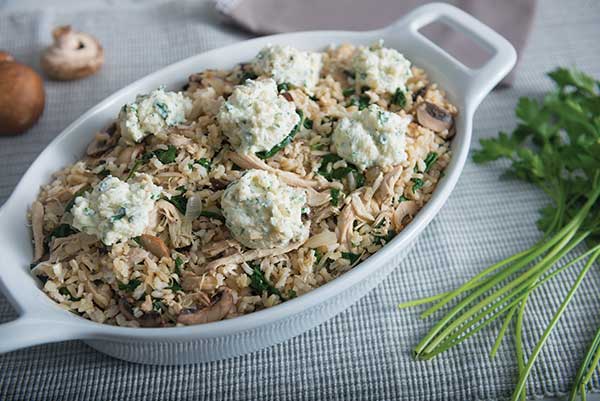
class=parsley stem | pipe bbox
[510,248,600,401]
[568,326,600,401]
[514,299,527,401]
[490,306,517,359]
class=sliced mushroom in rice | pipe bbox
[86,123,118,157]
[177,288,233,325]
[139,234,170,259]
[416,101,454,134]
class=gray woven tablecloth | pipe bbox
[1,1,600,400]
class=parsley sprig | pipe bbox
[399,68,600,401]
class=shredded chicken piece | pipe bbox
[304,229,337,249]
[154,200,192,248]
[375,165,404,203]
[49,232,98,263]
[31,201,45,262]
[351,193,375,222]
[227,151,320,189]
[116,144,144,165]
[305,188,331,207]
[202,239,241,257]
[204,224,310,270]
[392,201,419,231]
[337,203,356,248]
[168,133,192,147]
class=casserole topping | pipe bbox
[118,87,192,143]
[252,44,323,94]
[29,41,456,327]
[221,169,308,249]
[71,175,162,245]
[217,78,300,154]
[332,104,411,170]
[352,40,412,94]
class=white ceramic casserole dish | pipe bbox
[0,3,515,365]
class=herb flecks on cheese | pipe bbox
[332,104,411,170]
[217,78,300,154]
[71,175,162,245]
[118,87,192,143]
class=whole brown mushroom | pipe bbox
[0,51,46,136]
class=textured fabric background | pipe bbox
[0,1,600,400]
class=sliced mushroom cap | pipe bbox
[138,311,163,328]
[177,289,233,325]
[139,234,170,259]
[86,123,117,156]
[416,101,454,134]
[118,297,136,321]
[41,25,104,81]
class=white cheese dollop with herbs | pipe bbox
[217,78,300,154]
[332,104,411,170]
[221,169,308,249]
[252,44,323,94]
[71,175,162,245]
[352,40,412,94]
[118,87,192,143]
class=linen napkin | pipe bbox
[216,0,537,85]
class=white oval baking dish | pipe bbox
[0,3,515,365]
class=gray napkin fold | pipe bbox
[216,0,537,85]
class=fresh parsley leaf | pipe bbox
[111,207,127,222]
[195,158,211,171]
[398,195,408,203]
[153,145,177,164]
[154,102,169,120]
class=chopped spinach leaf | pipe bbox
[411,178,425,193]
[358,95,370,110]
[199,210,225,222]
[256,110,304,159]
[132,236,142,246]
[341,252,361,264]
[277,82,290,92]
[65,186,91,212]
[167,187,188,214]
[318,154,365,188]
[118,278,141,293]
[153,145,177,164]
[375,229,396,245]
[46,224,77,244]
[174,257,184,276]
[330,188,341,206]
[391,88,406,107]
[424,152,439,173]
[288,290,297,299]
[152,298,165,312]
[195,158,211,171]
[398,195,408,203]
[343,87,356,97]
[98,168,110,178]
[303,118,313,130]
[249,264,282,298]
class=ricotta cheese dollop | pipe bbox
[352,40,412,94]
[252,44,323,94]
[221,169,308,249]
[217,78,300,154]
[71,175,162,245]
[118,87,192,143]
[332,104,411,170]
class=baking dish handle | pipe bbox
[0,312,87,353]
[388,2,517,109]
